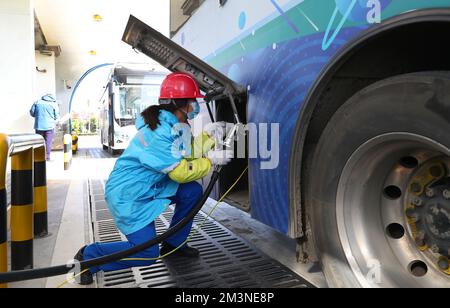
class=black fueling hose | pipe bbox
[0,170,221,284]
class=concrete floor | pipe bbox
[7,137,105,288]
[8,162,71,288]
[8,180,70,288]
[6,135,326,288]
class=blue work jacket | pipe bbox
[30,95,60,131]
[105,111,192,235]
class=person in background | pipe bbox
[30,94,60,161]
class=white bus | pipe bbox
[100,65,167,154]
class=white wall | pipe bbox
[35,50,56,98]
[0,0,36,134]
[54,58,73,117]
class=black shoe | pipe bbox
[160,242,200,258]
[73,246,94,286]
[74,246,85,262]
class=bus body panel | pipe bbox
[172,0,450,236]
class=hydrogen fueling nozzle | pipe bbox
[224,125,239,148]
[223,123,247,149]
[222,92,244,148]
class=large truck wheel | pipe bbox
[307,72,450,288]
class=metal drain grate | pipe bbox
[89,180,313,289]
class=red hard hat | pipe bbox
[160,73,205,100]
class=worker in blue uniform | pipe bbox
[74,73,233,285]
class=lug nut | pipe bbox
[430,245,440,254]
[430,166,443,178]
[410,216,420,223]
[406,212,420,223]
[443,190,450,200]
[406,208,417,218]
[415,237,426,247]
[438,258,450,271]
[416,231,425,240]
[410,182,422,194]
[415,231,426,247]
[411,197,423,207]
[426,188,435,198]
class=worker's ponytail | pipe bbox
[141,106,164,130]
[141,99,189,131]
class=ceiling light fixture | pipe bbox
[93,14,103,22]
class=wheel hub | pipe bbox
[406,164,450,274]
[337,133,450,287]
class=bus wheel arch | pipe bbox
[289,9,450,267]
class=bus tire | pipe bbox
[306,72,450,288]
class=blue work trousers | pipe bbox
[83,182,203,274]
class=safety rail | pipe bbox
[0,133,48,288]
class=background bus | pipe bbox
[100,64,167,154]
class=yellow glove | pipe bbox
[168,158,212,184]
[189,132,215,160]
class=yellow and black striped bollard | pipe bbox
[0,134,8,288]
[11,149,34,270]
[34,146,48,238]
[64,134,72,171]
[72,132,78,155]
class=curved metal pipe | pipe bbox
[67,63,114,133]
